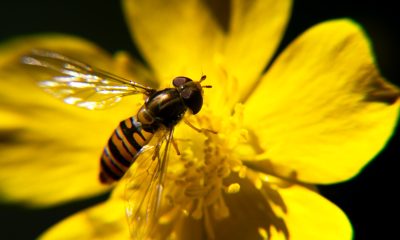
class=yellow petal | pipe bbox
[0,35,142,206]
[39,199,129,240]
[277,184,352,240]
[244,19,400,183]
[123,0,224,83]
[223,0,292,101]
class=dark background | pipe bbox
[1,1,398,239]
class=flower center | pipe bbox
[161,104,249,231]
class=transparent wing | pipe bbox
[21,49,155,110]
[122,128,174,239]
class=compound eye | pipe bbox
[181,88,203,114]
[173,76,192,87]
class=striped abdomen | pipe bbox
[99,117,153,184]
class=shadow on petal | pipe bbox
[212,173,290,239]
[151,172,290,240]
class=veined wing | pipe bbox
[21,49,155,110]
[122,128,174,239]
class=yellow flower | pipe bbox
[0,0,399,239]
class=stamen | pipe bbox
[162,103,253,233]
[204,209,216,239]
[191,198,204,219]
[212,195,229,220]
[184,185,208,198]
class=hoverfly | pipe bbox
[21,49,211,238]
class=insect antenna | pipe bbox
[198,75,212,88]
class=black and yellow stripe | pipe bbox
[99,117,153,184]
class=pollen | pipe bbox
[161,104,250,234]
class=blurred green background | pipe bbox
[1,0,398,239]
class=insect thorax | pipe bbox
[137,88,187,131]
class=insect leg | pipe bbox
[183,118,217,134]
